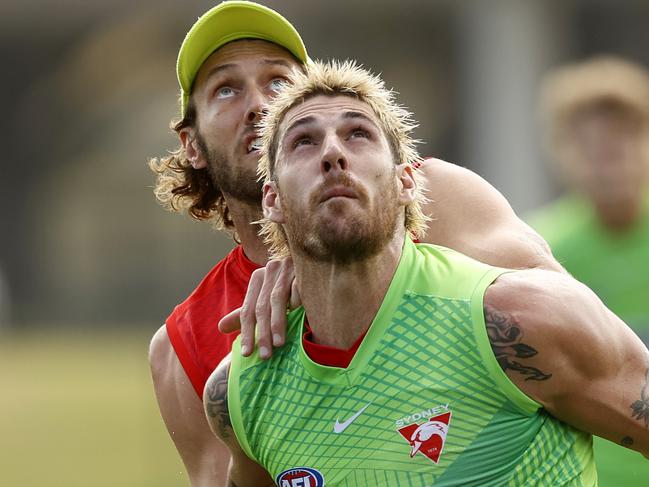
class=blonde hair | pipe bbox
[540,55,649,153]
[148,100,237,239]
[257,59,428,258]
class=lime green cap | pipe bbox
[176,1,309,116]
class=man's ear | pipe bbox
[179,128,208,169]
[262,181,285,223]
[397,163,417,205]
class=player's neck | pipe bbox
[294,233,405,350]
[226,197,269,266]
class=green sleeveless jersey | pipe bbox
[228,238,596,486]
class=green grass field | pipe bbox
[0,327,188,487]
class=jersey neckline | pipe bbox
[295,237,417,387]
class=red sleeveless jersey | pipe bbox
[166,245,260,397]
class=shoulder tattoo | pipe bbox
[630,353,649,429]
[484,305,552,381]
[204,363,233,439]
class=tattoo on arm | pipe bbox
[484,305,552,381]
[630,354,649,428]
[205,364,232,439]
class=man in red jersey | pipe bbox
[148,2,562,486]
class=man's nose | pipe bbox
[321,136,348,173]
[245,88,267,125]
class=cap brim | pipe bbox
[177,1,308,114]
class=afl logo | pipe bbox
[275,467,325,487]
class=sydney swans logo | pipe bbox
[396,405,452,464]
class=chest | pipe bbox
[238,297,529,485]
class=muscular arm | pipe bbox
[418,158,564,272]
[149,326,229,487]
[484,271,649,456]
[203,357,275,487]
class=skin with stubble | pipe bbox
[275,98,402,266]
[263,95,415,348]
[180,40,302,262]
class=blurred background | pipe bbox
[1,0,648,485]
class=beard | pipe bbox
[195,130,262,204]
[281,170,401,265]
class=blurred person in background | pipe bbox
[148,2,565,485]
[528,55,649,486]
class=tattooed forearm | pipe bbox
[205,364,232,439]
[484,305,552,381]
[630,354,649,428]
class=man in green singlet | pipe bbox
[205,60,649,486]
[528,56,649,486]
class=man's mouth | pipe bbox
[247,137,263,154]
[319,186,358,203]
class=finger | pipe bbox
[255,260,282,359]
[269,259,295,348]
[239,268,265,356]
[218,307,242,334]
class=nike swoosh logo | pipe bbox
[333,402,372,434]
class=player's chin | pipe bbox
[317,197,364,221]
[319,219,369,250]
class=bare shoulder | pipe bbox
[484,271,649,454]
[149,325,176,384]
[417,158,487,198]
[484,269,612,353]
[485,269,608,330]
[484,270,642,402]
[149,325,195,398]
[417,157,508,238]
[417,158,561,272]
[418,157,502,192]
[149,325,231,486]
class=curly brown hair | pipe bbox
[148,98,237,239]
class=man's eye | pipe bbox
[293,137,313,148]
[216,86,235,99]
[269,78,287,92]
[350,128,369,139]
